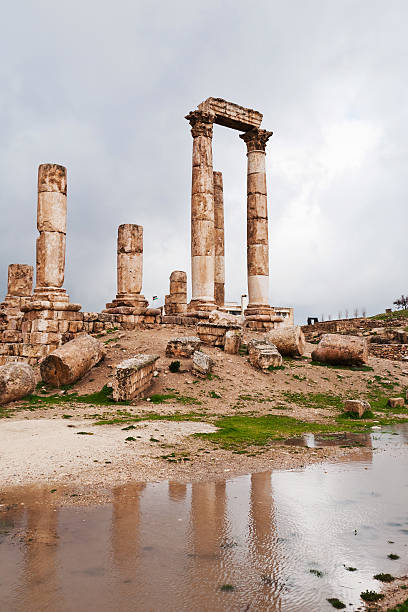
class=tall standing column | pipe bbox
[105,224,147,312]
[240,128,273,312]
[213,171,225,307]
[34,164,68,301]
[185,110,216,312]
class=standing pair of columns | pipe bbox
[186,110,273,314]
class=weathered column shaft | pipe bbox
[7,264,33,297]
[165,270,187,315]
[117,224,143,297]
[185,110,215,307]
[240,129,272,307]
[213,171,225,307]
[35,164,67,290]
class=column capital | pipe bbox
[185,110,215,138]
[240,128,273,152]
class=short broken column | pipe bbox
[106,224,148,314]
[213,171,225,307]
[240,128,274,328]
[34,164,68,302]
[40,334,106,386]
[112,354,159,401]
[1,264,33,314]
[185,110,216,312]
[165,271,187,315]
[266,326,306,357]
[311,334,369,366]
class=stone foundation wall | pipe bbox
[301,317,404,340]
[0,308,161,366]
[368,343,408,361]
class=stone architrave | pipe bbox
[185,110,216,312]
[105,224,148,314]
[213,171,225,307]
[34,164,69,302]
[239,128,273,316]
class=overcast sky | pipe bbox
[0,0,406,324]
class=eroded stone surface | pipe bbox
[192,350,213,376]
[40,334,105,387]
[0,362,36,404]
[312,334,368,366]
[388,397,405,409]
[344,399,371,418]
[198,97,262,131]
[224,329,242,355]
[112,354,159,401]
[166,337,201,358]
[7,265,33,297]
[247,338,282,371]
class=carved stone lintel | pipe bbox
[185,110,215,139]
[240,128,273,152]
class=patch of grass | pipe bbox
[206,372,220,380]
[76,431,94,435]
[360,590,384,602]
[374,573,395,583]
[293,374,306,381]
[196,414,370,450]
[148,393,201,406]
[209,391,221,399]
[371,309,408,321]
[62,414,73,419]
[327,598,346,609]
[125,436,136,441]
[344,566,357,571]
[122,424,137,430]
[283,391,344,410]
[169,360,181,373]
[220,584,235,592]
[388,553,400,560]
[267,365,285,371]
[103,337,119,345]
[311,361,373,371]
[309,569,323,577]
[24,385,124,408]
[338,409,374,420]
[94,411,206,426]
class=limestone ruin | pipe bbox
[0,97,296,368]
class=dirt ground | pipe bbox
[0,324,407,498]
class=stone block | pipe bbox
[166,337,201,358]
[192,351,213,376]
[247,339,283,371]
[344,400,371,418]
[40,334,106,386]
[83,312,99,322]
[388,397,405,409]
[0,362,36,404]
[112,354,159,401]
[68,321,84,333]
[224,329,242,355]
[1,330,22,343]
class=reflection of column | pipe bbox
[185,110,216,312]
[111,483,146,568]
[213,171,225,307]
[21,492,61,612]
[34,163,68,302]
[249,471,281,607]
[240,129,272,312]
[168,481,187,502]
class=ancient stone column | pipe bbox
[165,270,187,315]
[240,128,273,312]
[185,110,216,311]
[105,224,147,312]
[213,171,225,307]
[34,164,68,301]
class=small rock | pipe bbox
[153,371,159,377]
[192,351,213,376]
[388,397,405,409]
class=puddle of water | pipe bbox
[0,424,407,611]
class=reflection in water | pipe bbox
[0,425,407,612]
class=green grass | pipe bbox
[360,590,384,602]
[327,598,346,609]
[388,553,400,560]
[148,393,201,405]
[283,391,344,410]
[374,573,395,583]
[311,361,373,372]
[209,391,221,399]
[22,385,125,408]
[371,309,408,321]
[309,569,324,577]
[94,411,206,426]
[267,364,285,371]
[196,414,371,449]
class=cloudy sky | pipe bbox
[0,0,406,324]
